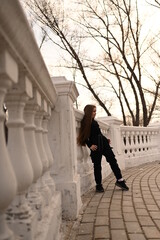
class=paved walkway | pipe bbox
[64,161,160,240]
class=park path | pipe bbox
[64,161,160,240]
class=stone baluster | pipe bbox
[131,131,137,156]
[82,146,91,173]
[0,50,18,240]
[24,89,44,218]
[77,146,85,175]
[134,131,139,156]
[126,131,131,158]
[5,71,36,239]
[34,100,51,206]
[42,101,55,194]
[121,130,126,153]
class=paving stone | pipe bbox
[136,208,149,216]
[92,195,103,202]
[78,223,94,235]
[94,226,110,239]
[144,198,156,205]
[97,208,108,216]
[122,201,133,206]
[112,194,122,200]
[138,216,154,226]
[149,211,160,219]
[85,207,97,214]
[88,202,99,207]
[111,229,128,240]
[110,211,122,219]
[128,234,146,240]
[146,205,159,211]
[110,219,125,229]
[154,195,160,200]
[134,203,146,209]
[125,222,142,233]
[142,226,160,238]
[95,216,109,226]
[133,198,144,203]
[123,206,134,213]
[100,198,111,203]
[110,204,121,211]
[94,239,109,240]
[103,191,113,198]
[111,199,122,204]
[77,235,92,240]
[82,214,95,223]
[154,219,160,228]
[98,202,109,209]
[123,196,132,201]
[123,213,137,221]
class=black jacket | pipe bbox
[85,120,103,149]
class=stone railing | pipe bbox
[121,126,160,168]
[0,1,61,240]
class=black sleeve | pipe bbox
[85,138,92,148]
[85,120,102,148]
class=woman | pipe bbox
[77,104,129,192]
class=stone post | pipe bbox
[98,116,125,170]
[48,76,82,220]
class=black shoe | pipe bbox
[96,184,104,192]
[115,180,129,191]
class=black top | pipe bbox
[85,120,102,148]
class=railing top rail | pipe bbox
[121,125,160,132]
[0,0,57,106]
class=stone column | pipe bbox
[0,50,18,240]
[48,76,82,220]
[98,116,125,170]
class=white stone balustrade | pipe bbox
[121,126,160,167]
[0,0,62,239]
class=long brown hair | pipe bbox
[77,104,96,146]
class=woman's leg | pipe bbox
[91,152,104,191]
[93,158,102,185]
[102,137,122,180]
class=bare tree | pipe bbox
[24,0,160,126]
[146,0,160,8]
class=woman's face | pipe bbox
[92,107,96,119]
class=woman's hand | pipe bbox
[90,145,97,151]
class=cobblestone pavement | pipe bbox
[64,161,160,240]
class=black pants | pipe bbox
[90,136,122,185]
